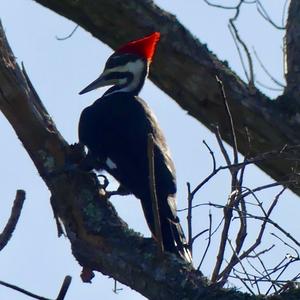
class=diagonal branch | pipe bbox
[1,19,262,300]
[0,275,71,300]
[3,14,300,300]
[31,0,300,198]
[285,0,300,101]
[0,190,25,251]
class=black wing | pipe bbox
[79,93,191,262]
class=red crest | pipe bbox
[116,32,160,62]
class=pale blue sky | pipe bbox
[0,1,298,299]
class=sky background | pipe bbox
[0,1,298,299]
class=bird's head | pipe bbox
[79,32,160,95]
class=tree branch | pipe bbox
[0,190,25,251]
[31,0,300,198]
[2,2,300,298]
[0,19,257,300]
[0,275,71,300]
[285,0,300,101]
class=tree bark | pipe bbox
[32,0,300,197]
[1,15,300,300]
[285,0,300,103]
[0,21,245,300]
[2,2,300,299]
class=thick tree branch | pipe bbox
[285,0,300,101]
[0,20,267,300]
[0,20,199,300]
[31,0,300,197]
[2,15,300,300]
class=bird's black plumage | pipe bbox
[79,90,191,261]
[78,33,191,262]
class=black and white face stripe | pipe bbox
[79,53,149,96]
[103,53,148,96]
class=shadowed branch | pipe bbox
[0,190,25,251]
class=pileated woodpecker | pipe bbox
[79,32,191,263]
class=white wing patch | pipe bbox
[106,157,117,170]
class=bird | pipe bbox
[78,32,192,263]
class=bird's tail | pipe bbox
[160,198,192,264]
[141,194,192,264]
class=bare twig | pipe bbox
[247,244,275,258]
[227,239,256,295]
[271,232,299,258]
[232,270,256,295]
[180,180,290,213]
[191,229,209,246]
[113,280,123,294]
[282,0,290,28]
[276,272,300,294]
[56,25,79,40]
[216,74,240,186]
[203,0,237,10]
[0,275,71,300]
[234,158,248,256]
[234,196,247,255]
[228,23,252,85]
[197,211,212,271]
[211,191,236,283]
[0,280,50,300]
[256,80,284,92]
[147,134,164,254]
[253,48,285,88]
[228,6,255,88]
[256,0,285,30]
[184,143,300,201]
[0,190,25,251]
[56,276,72,300]
[217,188,286,284]
[203,140,216,171]
[214,127,231,167]
[253,250,278,295]
[187,182,193,252]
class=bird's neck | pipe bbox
[104,62,149,97]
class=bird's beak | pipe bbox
[79,70,119,95]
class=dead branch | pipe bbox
[56,276,72,300]
[197,211,212,271]
[187,182,193,252]
[256,0,286,30]
[56,25,79,41]
[0,20,210,300]
[0,190,25,251]
[210,191,236,283]
[229,12,255,87]
[216,77,238,166]
[227,239,256,296]
[217,188,286,284]
[253,48,285,88]
[31,0,300,201]
[0,275,71,300]
[203,140,216,172]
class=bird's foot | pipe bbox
[97,174,109,189]
[106,184,131,199]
